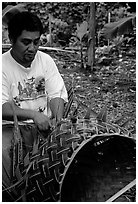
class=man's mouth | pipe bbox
[25,53,35,59]
[26,52,35,56]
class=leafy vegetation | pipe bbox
[101,14,136,40]
[2,2,136,46]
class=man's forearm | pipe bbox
[50,98,65,121]
[2,102,35,121]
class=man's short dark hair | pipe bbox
[8,11,44,43]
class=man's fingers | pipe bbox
[47,118,52,127]
[50,118,57,128]
[37,122,50,131]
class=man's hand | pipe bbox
[33,111,51,131]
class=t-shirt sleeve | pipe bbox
[2,71,10,105]
[44,55,68,102]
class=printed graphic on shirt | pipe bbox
[14,76,46,104]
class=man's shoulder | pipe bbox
[37,50,53,62]
[35,50,57,73]
[2,50,10,58]
[2,50,11,65]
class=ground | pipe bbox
[45,45,136,139]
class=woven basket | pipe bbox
[2,118,136,202]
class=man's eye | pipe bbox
[21,39,40,46]
[22,40,30,45]
[34,39,40,45]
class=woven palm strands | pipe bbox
[2,118,136,202]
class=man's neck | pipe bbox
[10,49,32,68]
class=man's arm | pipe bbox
[2,102,51,130]
[50,97,65,122]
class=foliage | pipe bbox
[2,2,136,70]
[76,21,88,68]
[76,21,88,42]
[101,14,136,40]
[2,2,136,47]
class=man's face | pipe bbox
[11,30,41,67]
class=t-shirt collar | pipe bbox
[9,49,37,72]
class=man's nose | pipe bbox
[28,42,36,51]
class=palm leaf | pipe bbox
[120,118,132,128]
[10,98,23,178]
[114,115,126,125]
[76,21,88,41]
[96,103,107,122]
[70,102,79,123]
[84,104,97,119]
[63,87,74,118]
[101,14,136,40]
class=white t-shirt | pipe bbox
[2,50,68,117]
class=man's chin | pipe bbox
[25,55,35,62]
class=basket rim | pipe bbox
[59,133,135,200]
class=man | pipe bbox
[2,11,68,131]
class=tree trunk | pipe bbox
[49,14,52,46]
[87,2,95,71]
